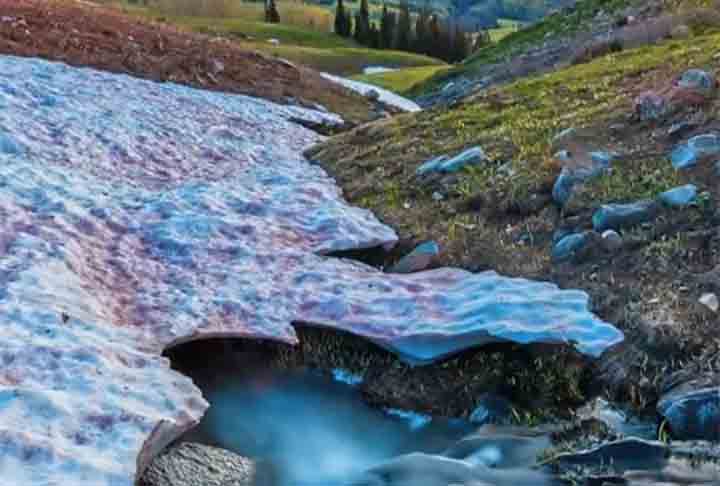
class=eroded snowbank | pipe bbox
[321,72,421,112]
[0,55,622,485]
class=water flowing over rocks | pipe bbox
[0,55,622,484]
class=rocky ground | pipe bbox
[307,0,720,477]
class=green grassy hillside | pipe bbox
[352,65,452,93]
[113,1,445,75]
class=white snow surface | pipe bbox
[321,72,421,112]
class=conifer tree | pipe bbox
[396,0,412,51]
[428,14,441,58]
[354,0,371,44]
[380,4,396,49]
[265,0,280,24]
[334,0,347,36]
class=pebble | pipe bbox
[699,292,719,312]
[387,241,440,274]
[601,229,623,251]
[552,232,589,263]
[592,200,658,231]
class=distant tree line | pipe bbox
[334,0,490,63]
[265,0,281,23]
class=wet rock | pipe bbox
[416,147,488,175]
[551,438,669,471]
[592,200,658,232]
[634,91,669,121]
[668,120,694,138]
[366,89,381,102]
[658,378,720,441]
[699,292,719,312]
[387,241,440,273]
[601,230,623,252]
[469,393,513,426]
[552,232,590,263]
[139,442,258,486]
[658,184,698,207]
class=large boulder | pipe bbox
[139,443,258,486]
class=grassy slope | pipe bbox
[351,65,452,94]
[117,3,444,75]
[309,30,720,272]
[415,0,634,93]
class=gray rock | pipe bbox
[634,91,669,121]
[699,292,719,312]
[366,89,381,102]
[658,377,720,441]
[139,442,258,486]
[601,230,623,252]
[387,241,440,274]
[678,69,716,98]
[551,438,668,471]
[671,133,720,169]
[552,232,590,263]
[658,184,698,207]
[415,147,487,176]
[592,200,658,231]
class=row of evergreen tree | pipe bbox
[335,0,490,63]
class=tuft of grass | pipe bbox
[577,157,683,206]
[351,65,451,94]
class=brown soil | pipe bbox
[0,0,375,123]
